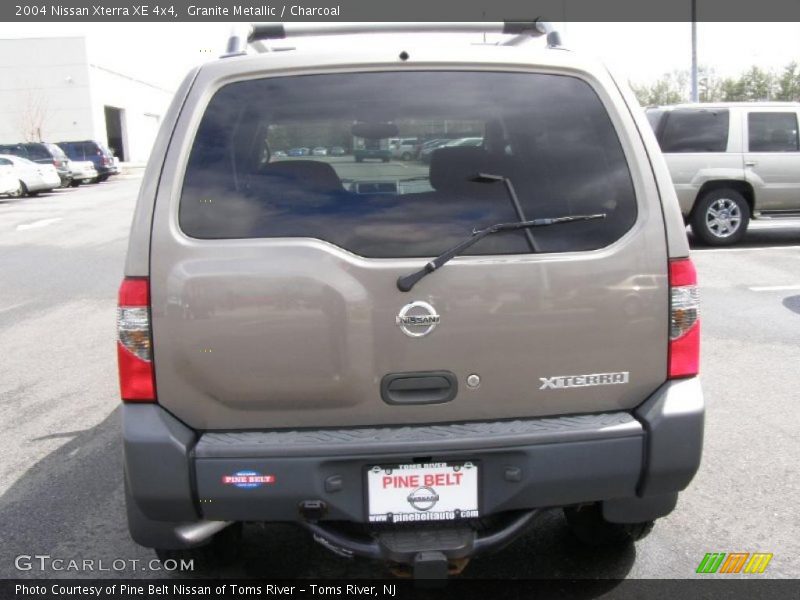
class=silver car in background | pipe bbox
[67,159,99,186]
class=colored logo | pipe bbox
[222,470,275,489]
[696,552,773,574]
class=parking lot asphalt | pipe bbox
[0,175,798,581]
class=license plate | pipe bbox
[366,461,479,523]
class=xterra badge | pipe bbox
[396,301,440,338]
[539,371,630,390]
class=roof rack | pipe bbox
[224,21,561,56]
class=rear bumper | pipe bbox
[71,168,98,181]
[123,378,703,546]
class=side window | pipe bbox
[0,144,25,158]
[659,109,729,153]
[748,112,799,152]
[60,143,78,159]
[645,109,664,133]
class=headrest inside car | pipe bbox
[429,146,503,195]
[256,160,344,192]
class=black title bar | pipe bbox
[4,0,800,22]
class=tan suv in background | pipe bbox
[647,102,800,245]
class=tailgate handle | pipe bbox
[381,371,458,405]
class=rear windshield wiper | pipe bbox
[396,213,607,292]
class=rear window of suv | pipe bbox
[59,142,101,160]
[658,108,729,153]
[180,71,637,258]
[23,144,51,160]
[45,143,67,159]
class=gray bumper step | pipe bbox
[195,412,641,458]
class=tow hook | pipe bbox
[412,551,448,580]
[389,553,470,580]
[298,499,328,521]
[304,510,539,580]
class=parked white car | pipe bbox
[389,137,420,160]
[0,158,21,196]
[0,154,61,196]
[68,159,99,186]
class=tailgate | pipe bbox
[150,243,667,429]
[148,67,669,430]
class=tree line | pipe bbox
[631,62,800,106]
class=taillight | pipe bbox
[102,156,110,166]
[668,258,700,379]
[117,277,156,401]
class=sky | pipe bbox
[0,22,797,91]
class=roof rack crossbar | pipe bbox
[224,21,558,55]
[503,21,561,48]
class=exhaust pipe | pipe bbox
[175,520,232,544]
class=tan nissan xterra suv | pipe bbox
[118,22,704,578]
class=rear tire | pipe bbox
[8,181,25,198]
[69,180,82,188]
[690,189,750,246]
[564,504,654,546]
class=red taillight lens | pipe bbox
[117,277,156,401]
[668,258,700,379]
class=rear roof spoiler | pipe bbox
[223,21,561,57]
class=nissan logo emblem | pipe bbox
[396,301,440,338]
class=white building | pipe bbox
[0,36,173,162]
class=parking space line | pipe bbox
[692,245,800,253]
[15,218,62,231]
[0,301,30,314]
[748,285,800,292]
